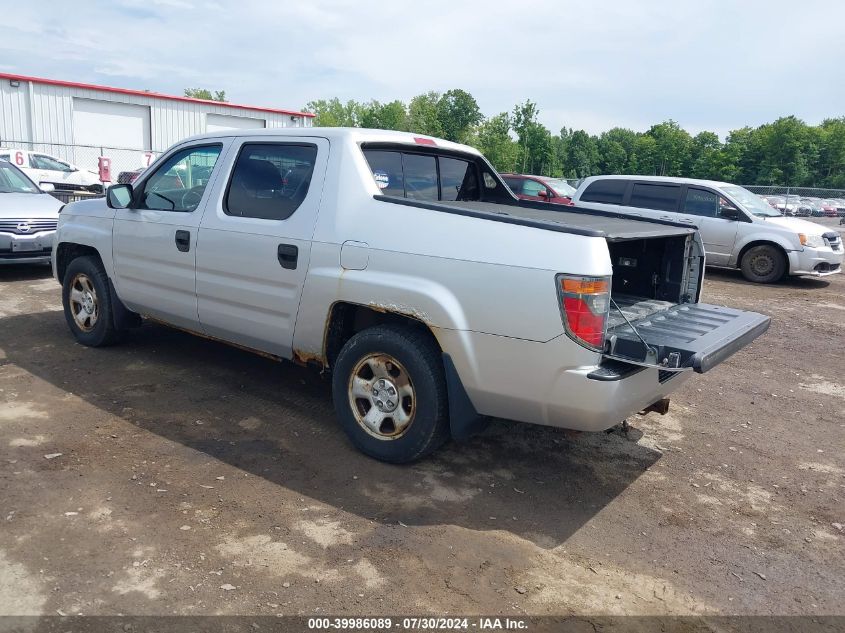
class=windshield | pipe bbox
[544,178,576,197]
[0,162,39,194]
[721,185,780,217]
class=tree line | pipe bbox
[304,91,845,188]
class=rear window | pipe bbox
[630,183,681,212]
[439,156,479,201]
[580,179,628,205]
[403,153,438,201]
[363,149,481,202]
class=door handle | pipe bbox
[277,244,298,270]
[175,230,190,252]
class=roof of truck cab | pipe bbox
[577,174,736,189]
[177,127,482,155]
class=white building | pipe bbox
[0,72,314,174]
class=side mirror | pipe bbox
[107,184,133,209]
[719,205,741,220]
[537,188,549,198]
[39,182,55,193]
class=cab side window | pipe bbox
[138,144,222,212]
[683,188,720,217]
[225,143,318,220]
[629,183,681,212]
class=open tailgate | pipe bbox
[604,303,771,373]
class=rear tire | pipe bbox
[61,256,124,347]
[740,245,786,283]
[332,324,450,463]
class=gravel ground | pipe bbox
[0,219,843,618]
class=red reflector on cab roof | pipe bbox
[413,137,437,146]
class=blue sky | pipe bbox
[1,0,843,138]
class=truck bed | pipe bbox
[373,195,697,241]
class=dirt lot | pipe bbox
[1,220,843,619]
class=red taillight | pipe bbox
[413,137,437,146]
[556,274,610,351]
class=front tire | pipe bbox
[61,256,124,346]
[740,245,786,283]
[332,324,450,463]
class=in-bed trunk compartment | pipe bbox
[603,234,770,373]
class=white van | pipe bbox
[0,149,102,193]
[571,176,842,283]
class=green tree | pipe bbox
[511,100,540,172]
[566,130,600,177]
[754,116,813,186]
[436,89,482,143]
[475,113,519,172]
[818,118,845,187]
[360,100,408,131]
[407,92,443,137]
[304,98,364,127]
[644,120,692,176]
[184,88,226,102]
[689,131,722,179]
[598,128,638,174]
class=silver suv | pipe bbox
[571,176,843,283]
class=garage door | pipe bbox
[72,98,151,150]
[206,113,266,132]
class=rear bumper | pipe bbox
[789,246,843,276]
[0,231,54,265]
[435,329,693,433]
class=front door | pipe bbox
[195,136,329,358]
[112,142,228,330]
[677,187,738,266]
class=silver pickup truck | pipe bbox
[52,128,770,462]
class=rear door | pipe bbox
[195,136,329,358]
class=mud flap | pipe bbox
[442,353,489,441]
[604,303,771,373]
[108,279,142,330]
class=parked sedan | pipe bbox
[0,160,63,265]
[799,198,823,217]
[501,173,576,205]
[0,148,102,193]
[819,199,838,217]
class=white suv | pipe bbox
[0,149,102,193]
[571,176,843,283]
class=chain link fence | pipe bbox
[742,185,845,198]
[0,139,160,193]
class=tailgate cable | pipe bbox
[610,298,658,363]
